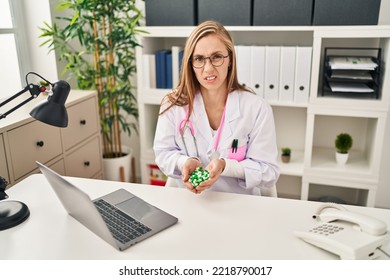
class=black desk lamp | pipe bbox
[0,72,70,231]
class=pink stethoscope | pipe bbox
[178,106,226,159]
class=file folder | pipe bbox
[294,47,312,103]
[253,0,313,26]
[142,54,156,88]
[198,0,252,26]
[166,52,173,89]
[235,45,252,89]
[172,46,184,88]
[279,46,296,102]
[312,0,381,26]
[145,0,196,26]
[264,46,280,102]
[250,46,266,97]
[155,50,170,88]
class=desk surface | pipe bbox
[1,174,390,260]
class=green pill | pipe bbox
[189,167,209,188]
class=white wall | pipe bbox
[376,0,390,209]
[23,0,58,81]
[379,0,390,25]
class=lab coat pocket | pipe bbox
[227,145,246,162]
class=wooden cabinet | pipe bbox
[0,134,9,183]
[8,119,62,180]
[62,96,100,150]
[135,25,390,207]
[64,136,102,178]
[0,90,103,187]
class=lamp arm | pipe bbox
[0,84,29,107]
[0,83,44,120]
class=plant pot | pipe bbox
[103,146,133,182]
[335,152,349,166]
[281,155,291,163]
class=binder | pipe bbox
[142,54,156,88]
[171,46,184,87]
[166,52,173,89]
[264,46,281,101]
[198,0,252,26]
[155,50,172,88]
[145,0,196,26]
[294,47,312,103]
[250,46,266,97]
[235,45,251,89]
[279,46,296,102]
[155,49,171,89]
[253,0,313,26]
[179,50,184,73]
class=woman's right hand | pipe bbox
[181,157,201,193]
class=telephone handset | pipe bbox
[294,203,390,259]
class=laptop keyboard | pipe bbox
[94,199,152,244]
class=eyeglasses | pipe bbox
[191,53,229,68]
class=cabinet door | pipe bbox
[8,120,62,180]
[64,136,102,178]
[49,159,66,176]
[0,134,9,183]
[62,97,99,150]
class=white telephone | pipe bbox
[294,203,390,259]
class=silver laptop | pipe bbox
[36,161,178,251]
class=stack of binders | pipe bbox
[142,46,184,90]
[235,45,312,104]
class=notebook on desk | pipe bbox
[36,161,178,251]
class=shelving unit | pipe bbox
[136,25,390,207]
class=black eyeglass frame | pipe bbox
[191,54,229,69]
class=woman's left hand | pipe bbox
[191,158,225,194]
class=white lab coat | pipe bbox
[153,90,280,195]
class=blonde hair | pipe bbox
[160,20,249,116]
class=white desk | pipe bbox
[1,174,390,260]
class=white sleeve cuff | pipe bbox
[220,158,245,179]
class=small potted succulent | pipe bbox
[335,133,353,165]
[281,147,291,163]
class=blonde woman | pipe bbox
[154,20,280,195]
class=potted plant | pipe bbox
[335,133,353,165]
[281,147,291,163]
[39,0,145,181]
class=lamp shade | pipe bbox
[29,80,70,128]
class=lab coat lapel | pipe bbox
[192,93,213,145]
[191,91,241,152]
[220,92,240,146]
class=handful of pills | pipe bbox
[189,167,210,188]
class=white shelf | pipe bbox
[138,88,166,105]
[310,147,371,177]
[142,25,390,36]
[278,149,304,176]
[136,25,390,207]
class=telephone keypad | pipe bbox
[310,223,345,236]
